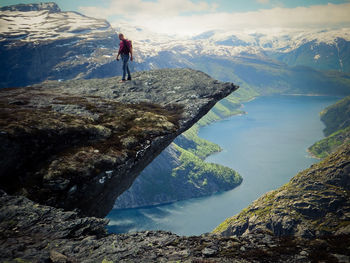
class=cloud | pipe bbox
[80,0,218,18]
[79,2,350,36]
[256,0,270,4]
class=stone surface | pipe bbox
[0,68,238,217]
[214,143,350,239]
[1,190,349,263]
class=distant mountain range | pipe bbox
[120,24,350,73]
[0,2,120,88]
[1,2,350,90]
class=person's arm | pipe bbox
[130,40,133,61]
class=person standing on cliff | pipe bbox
[116,33,133,82]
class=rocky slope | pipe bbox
[1,146,349,263]
[0,68,238,217]
[309,95,350,158]
[320,95,350,137]
[213,143,350,239]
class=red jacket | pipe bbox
[119,39,132,54]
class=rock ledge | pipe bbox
[0,68,238,217]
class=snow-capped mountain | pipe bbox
[117,22,350,72]
[0,2,121,88]
[0,2,349,93]
[0,2,111,43]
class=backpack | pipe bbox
[121,39,130,54]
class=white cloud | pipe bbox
[256,0,270,4]
[80,0,218,18]
[79,2,350,36]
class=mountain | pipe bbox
[119,24,350,96]
[121,24,350,72]
[214,143,350,239]
[114,142,242,209]
[308,96,350,158]
[0,2,121,88]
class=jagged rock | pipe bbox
[2,145,350,262]
[214,143,350,238]
[0,68,238,217]
[1,189,349,262]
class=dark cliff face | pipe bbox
[0,68,238,217]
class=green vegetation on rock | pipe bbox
[309,127,350,159]
[172,144,242,188]
[114,141,242,209]
[179,88,258,159]
[308,95,350,158]
[320,95,350,136]
[214,143,350,237]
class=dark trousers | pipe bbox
[121,54,131,80]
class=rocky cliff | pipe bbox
[0,68,238,217]
[309,95,350,158]
[213,143,350,239]
[1,145,349,263]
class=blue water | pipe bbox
[107,95,340,236]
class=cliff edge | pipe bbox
[0,68,238,217]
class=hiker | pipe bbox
[116,33,133,82]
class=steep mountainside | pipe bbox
[320,95,350,136]
[114,143,242,209]
[0,2,122,88]
[309,95,350,158]
[0,68,238,217]
[214,143,350,239]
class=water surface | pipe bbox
[107,95,339,236]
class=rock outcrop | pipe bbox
[213,143,350,239]
[0,68,238,217]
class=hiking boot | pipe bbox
[127,77,132,81]
[119,79,126,83]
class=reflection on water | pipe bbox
[107,95,340,236]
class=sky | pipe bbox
[1,0,350,35]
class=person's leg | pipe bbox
[121,54,129,80]
[127,64,131,80]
